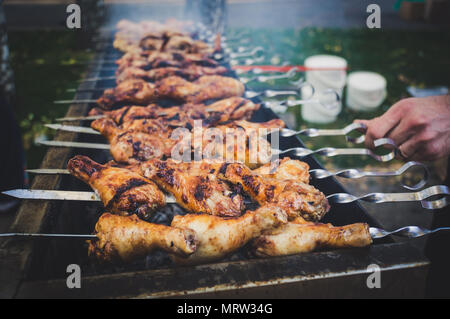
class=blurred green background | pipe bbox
[8,30,92,169]
[230,27,450,171]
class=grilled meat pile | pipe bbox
[65,19,372,265]
[97,76,245,109]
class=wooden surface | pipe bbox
[0,44,102,298]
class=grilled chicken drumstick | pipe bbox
[253,157,310,184]
[116,65,228,83]
[253,219,372,256]
[88,213,197,263]
[140,159,245,217]
[116,51,220,74]
[156,75,245,104]
[89,97,260,128]
[97,76,245,109]
[217,162,329,221]
[68,155,245,217]
[68,155,165,219]
[170,204,288,265]
[91,118,176,163]
[90,117,282,165]
[156,158,327,221]
[114,25,212,54]
[176,157,311,185]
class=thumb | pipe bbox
[354,119,368,125]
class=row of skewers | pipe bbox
[2,19,449,266]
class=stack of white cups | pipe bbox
[301,55,347,124]
[346,71,387,112]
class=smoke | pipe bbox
[104,1,187,28]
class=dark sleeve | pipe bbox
[425,157,450,297]
[0,96,25,191]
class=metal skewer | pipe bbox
[76,76,116,83]
[245,80,314,99]
[270,122,367,144]
[310,161,429,191]
[369,226,450,239]
[2,225,448,240]
[264,89,341,114]
[4,185,448,210]
[45,123,367,144]
[219,46,264,61]
[45,124,100,135]
[66,87,108,93]
[26,161,429,191]
[272,138,397,162]
[36,138,397,162]
[54,99,97,105]
[0,233,97,239]
[37,140,110,150]
[55,115,104,122]
[1,189,178,203]
[241,67,298,84]
[327,185,449,210]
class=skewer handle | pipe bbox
[274,138,397,162]
[370,226,450,239]
[327,185,449,210]
[310,161,428,190]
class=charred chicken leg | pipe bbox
[89,97,260,128]
[170,204,288,265]
[91,118,176,163]
[140,159,245,217]
[97,75,245,110]
[68,155,165,219]
[253,220,372,257]
[88,213,197,263]
[218,162,329,221]
[115,65,228,83]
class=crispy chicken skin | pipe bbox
[155,76,245,104]
[140,159,245,217]
[90,97,260,128]
[138,34,212,54]
[116,51,219,74]
[115,65,228,84]
[91,118,176,163]
[176,157,310,184]
[195,119,284,168]
[114,23,211,54]
[97,79,156,110]
[203,97,260,124]
[253,221,372,257]
[88,213,197,263]
[67,155,165,219]
[253,157,310,184]
[119,118,176,136]
[97,76,245,110]
[170,204,288,265]
[218,162,329,221]
[91,116,282,166]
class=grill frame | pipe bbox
[0,30,429,298]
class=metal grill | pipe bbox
[0,29,428,299]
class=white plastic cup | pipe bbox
[346,71,387,112]
[301,55,347,124]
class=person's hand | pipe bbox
[355,95,450,161]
